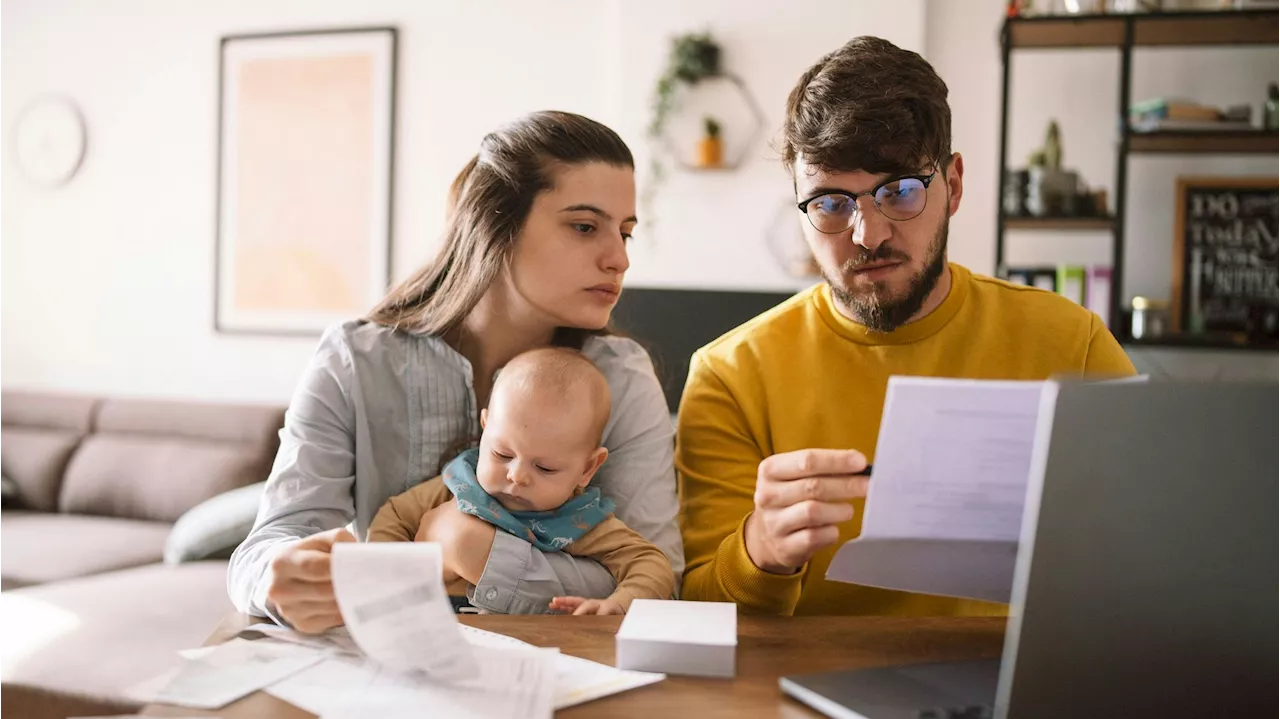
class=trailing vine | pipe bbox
[643,31,723,227]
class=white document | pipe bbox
[860,377,1044,542]
[552,650,666,708]
[264,655,374,717]
[268,648,554,719]
[827,377,1047,603]
[136,638,326,709]
[458,625,665,709]
[330,541,479,681]
[319,646,556,719]
[240,622,360,656]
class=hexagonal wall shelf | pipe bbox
[656,72,766,172]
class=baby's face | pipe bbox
[476,388,605,512]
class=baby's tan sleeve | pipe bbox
[567,517,676,610]
[367,477,452,542]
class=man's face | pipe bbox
[794,154,963,332]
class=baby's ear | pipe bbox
[579,447,609,487]
[480,408,488,429]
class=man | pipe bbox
[677,36,1134,616]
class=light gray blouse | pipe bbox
[227,321,683,616]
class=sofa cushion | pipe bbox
[0,512,172,589]
[94,397,284,445]
[0,561,233,713]
[165,481,266,564]
[0,430,83,512]
[0,390,97,432]
[60,437,273,524]
[58,398,284,522]
[0,392,98,512]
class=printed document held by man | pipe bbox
[826,376,1047,603]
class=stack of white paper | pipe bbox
[616,600,737,678]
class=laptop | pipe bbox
[781,380,1278,719]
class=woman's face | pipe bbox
[506,162,636,331]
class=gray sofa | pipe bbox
[1,390,285,718]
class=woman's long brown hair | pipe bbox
[367,111,634,348]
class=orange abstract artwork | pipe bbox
[232,53,374,314]
[216,29,394,334]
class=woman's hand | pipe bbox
[266,527,356,634]
[417,500,497,585]
[549,596,625,616]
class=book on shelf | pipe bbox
[1129,117,1254,134]
[1056,266,1086,306]
[1129,98,1222,122]
[1005,265,1111,321]
[1005,266,1058,293]
[1086,267,1112,329]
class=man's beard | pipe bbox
[823,216,948,333]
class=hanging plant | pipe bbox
[644,31,723,224]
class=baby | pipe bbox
[368,346,674,615]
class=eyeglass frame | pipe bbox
[795,170,939,235]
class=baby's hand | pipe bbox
[549,596,625,616]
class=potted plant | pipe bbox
[645,31,724,218]
[697,116,723,168]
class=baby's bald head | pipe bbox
[490,347,611,448]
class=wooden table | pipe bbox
[143,613,1005,718]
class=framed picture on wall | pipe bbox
[1172,176,1278,344]
[215,27,397,335]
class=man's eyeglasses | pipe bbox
[796,171,937,235]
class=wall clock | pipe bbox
[13,96,87,187]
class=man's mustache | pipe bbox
[842,246,911,272]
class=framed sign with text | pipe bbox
[1172,176,1278,343]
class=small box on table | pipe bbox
[615,600,737,678]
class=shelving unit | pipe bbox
[1004,216,1115,231]
[994,8,1279,350]
[1124,335,1278,352]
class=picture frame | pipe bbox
[215,27,397,335]
[1171,176,1278,342]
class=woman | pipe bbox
[228,111,682,633]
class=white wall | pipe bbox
[1,0,924,402]
[926,0,1277,380]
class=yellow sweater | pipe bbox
[677,264,1135,616]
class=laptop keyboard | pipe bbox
[916,706,994,719]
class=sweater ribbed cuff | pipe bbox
[714,514,803,615]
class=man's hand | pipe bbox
[417,500,497,585]
[266,528,356,634]
[744,449,869,575]
[549,596,626,616]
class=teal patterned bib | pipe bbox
[441,448,614,552]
